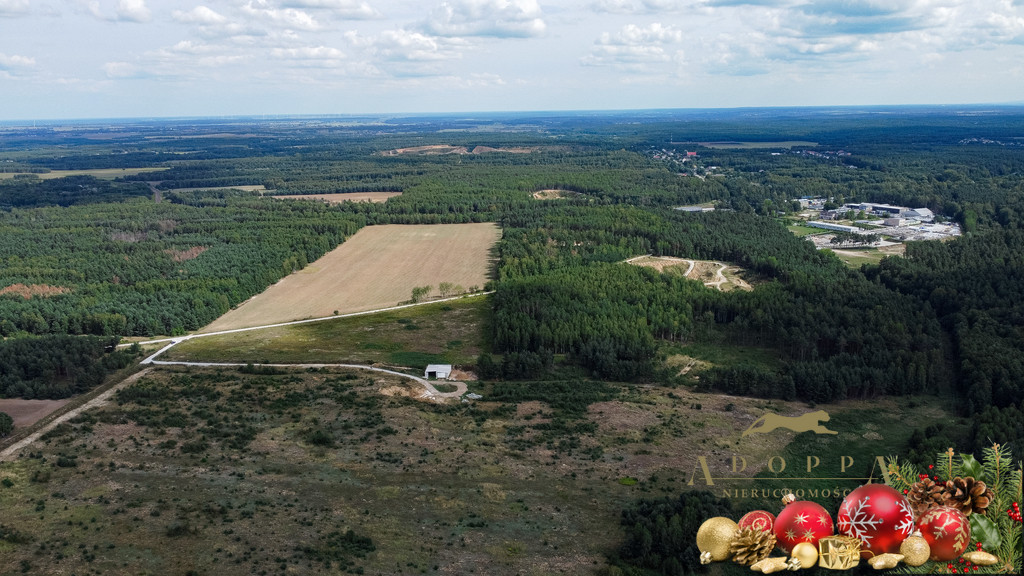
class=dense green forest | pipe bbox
[2,109,1023,456]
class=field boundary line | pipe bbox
[121,291,494,348]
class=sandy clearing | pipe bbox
[273,192,401,204]
[199,223,500,333]
[0,399,71,428]
[0,284,72,298]
[531,189,579,200]
[628,256,752,291]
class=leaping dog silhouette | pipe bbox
[741,410,838,438]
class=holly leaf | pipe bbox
[959,454,983,480]
[969,513,1001,550]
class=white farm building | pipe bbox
[807,221,862,233]
[424,364,452,380]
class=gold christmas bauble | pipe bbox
[898,535,930,567]
[791,542,818,568]
[696,516,739,563]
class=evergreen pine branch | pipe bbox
[885,456,918,493]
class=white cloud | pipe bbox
[103,61,144,78]
[116,0,150,22]
[583,23,685,69]
[0,52,36,70]
[85,0,151,22]
[344,29,466,78]
[0,0,29,17]
[278,0,380,19]
[172,6,227,25]
[423,0,546,38]
[242,0,322,31]
[271,45,347,67]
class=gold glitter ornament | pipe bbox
[867,553,904,569]
[696,517,739,563]
[898,533,930,567]
[791,542,818,568]
[750,557,801,573]
[960,551,999,566]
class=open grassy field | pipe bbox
[0,364,951,575]
[273,192,401,204]
[830,248,888,268]
[787,223,825,237]
[167,297,487,368]
[0,167,167,180]
[200,223,500,333]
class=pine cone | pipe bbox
[907,477,945,517]
[942,476,994,516]
[730,527,777,566]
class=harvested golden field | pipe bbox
[200,223,500,332]
[273,192,401,204]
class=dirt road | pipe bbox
[1,369,153,462]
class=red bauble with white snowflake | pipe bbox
[739,510,776,533]
[773,497,834,553]
[917,506,970,561]
[837,483,916,557]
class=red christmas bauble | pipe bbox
[917,506,970,561]
[837,483,916,557]
[739,510,776,533]
[774,500,834,553]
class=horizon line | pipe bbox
[3,102,1024,125]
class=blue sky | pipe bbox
[2,0,1023,119]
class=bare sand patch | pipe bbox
[0,398,70,428]
[531,189,580,200]
[0,284,71,299]
[629,256,753,292]
[273,192,401,204]
[199,223,500,332]
[164,246,208,262]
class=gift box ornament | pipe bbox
[817,535,862,570]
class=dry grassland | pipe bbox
[200,223,499,333]
[273,192,401,204]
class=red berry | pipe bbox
[929,464,934,469]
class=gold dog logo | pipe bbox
[741,410,838,438]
